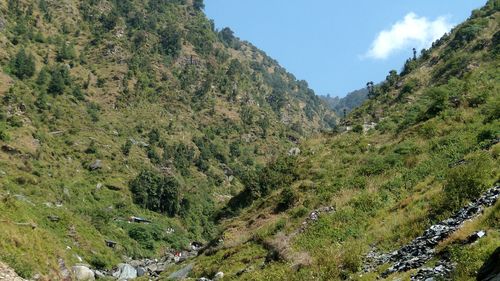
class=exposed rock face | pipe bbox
[71,265,95,281]
[365,185,500,279]
[0,261,27,281]
[477,247,500,281]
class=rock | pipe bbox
[48,215,60,222]
[71,265,95,281]
[477,247,500,281]
[105,240,117,248]
[93,270,106,279]
[89,160,102,171]
[113,263,137,280]
[288,147,301,156]
[58,258,71,280]
[0,261,27,281]
[367,185,500,277]
[214,271,224,280]
[198,278,211,281]
[466,230,486,244]
[136,267,146,277]
[167,263,193,279]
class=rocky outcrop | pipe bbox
[477,247,500,281]
[365,185,500,279]
[0,261,27,281]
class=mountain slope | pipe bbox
[0,0,335,278]
[321,88,369,117]
[187,2,499,280]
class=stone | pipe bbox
[214,271,224,280]
[467,230,486,244]
[112,263,137,281]
[477,247,500,281]
[71,266,95,281]
[167,263,193,279]
[136,267,146,277]
[93,270,106,279]
[288,147,301,156]
[89,160,102,170]
[367,185,500,278]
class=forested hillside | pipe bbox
[321,88,369,117]
[0,0,335,278]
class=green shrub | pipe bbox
[275,187,298,212]
[352,124,363,133]
[443,152,494,210]
[121,139,133,156]
[128,225,154,250]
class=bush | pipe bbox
[121,139,133,156]
[352,124,363,133]
[128,225,154,250]
[443,152,494,210]
[421,87,450,120]
[275,187,298,212]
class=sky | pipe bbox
[205,0,488,97]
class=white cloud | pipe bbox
[365,13,453,60]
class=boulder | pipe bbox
[214,271,224,280]
[467,230,486,244]
[89,160,102,171]
[71,266,95,281]
[477,247,500,281]
[113,263,137,281]
[168,263,193,280]
[136,267,146,277]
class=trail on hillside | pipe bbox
[365,185,500,280]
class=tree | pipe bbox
[159,26,182,58]
[129,170,180,217]
[56,41,76,62]
[48,66,70,95]
[193,0,204,10]
[386,70,399,86]
[11,49,36,80]
[366,81,376,99]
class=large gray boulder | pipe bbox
[168,264,193,279]
[71,265,95,281]
[113,263,137,280]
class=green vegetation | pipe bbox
[0,0,498,280]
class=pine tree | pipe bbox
[11,49,36,80]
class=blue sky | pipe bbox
[205,0,487,97]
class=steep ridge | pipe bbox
[186,1,499,280]
[0,0,336,278]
